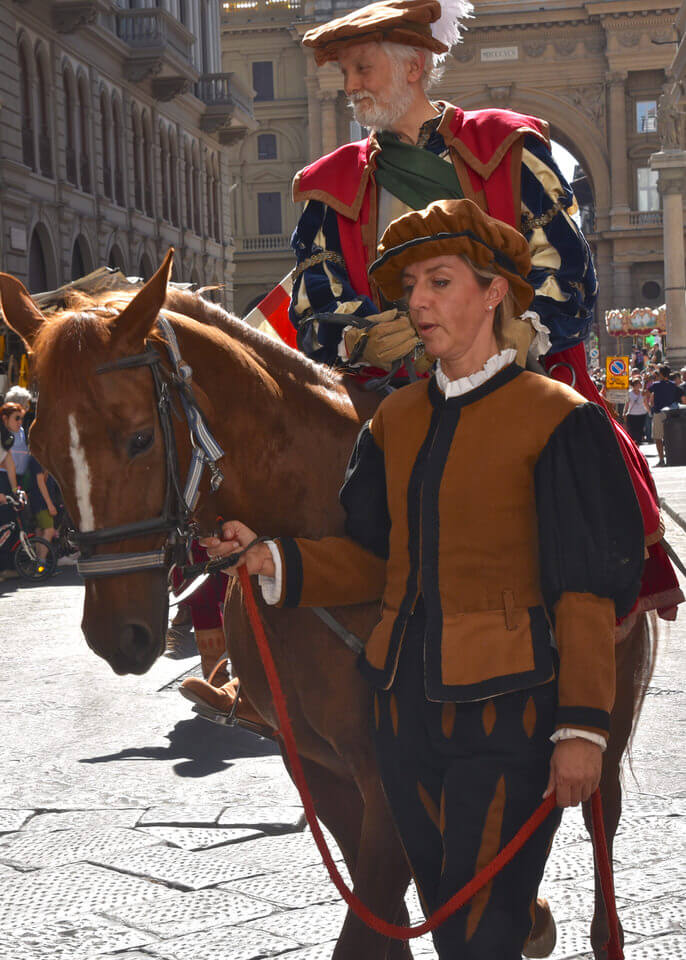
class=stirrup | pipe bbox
[190,677,275,740]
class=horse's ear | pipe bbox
[0,273,46,350]
[109,248,174,350]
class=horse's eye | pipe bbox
[128,430,154,458]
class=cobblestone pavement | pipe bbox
[0,456,684,959]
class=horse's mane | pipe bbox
[31,286,343,395]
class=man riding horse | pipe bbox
[184,0,682,720]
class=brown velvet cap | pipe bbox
[369,198,534,314]
[302,0,448,66]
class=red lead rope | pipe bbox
[238,566,623,953]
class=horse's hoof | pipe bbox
[523,898,557,958]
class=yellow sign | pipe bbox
[606,356,630,390]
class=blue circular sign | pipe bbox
[610,359,627,376]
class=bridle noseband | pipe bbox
[74,315,225,579]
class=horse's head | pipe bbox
[0,252,180,674]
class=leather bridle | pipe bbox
[74,315,225,579]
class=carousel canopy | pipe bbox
[605,305,666,337]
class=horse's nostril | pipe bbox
[120,622,154,663]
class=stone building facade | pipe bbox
[222,0,682,359]
[0,0,255,311]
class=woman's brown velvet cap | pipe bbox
[302,0,448,66]
[369,198,534,314]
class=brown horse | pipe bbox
[0,252,655,959]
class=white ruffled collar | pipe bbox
[435,349,517,398]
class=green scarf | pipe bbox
[375,131,463,210]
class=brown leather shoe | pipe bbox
[180,659,268,733]
[523,898,556,958]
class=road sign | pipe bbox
[590,348,599,360]
[606,356,629,391]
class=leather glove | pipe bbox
[343,309,421,371]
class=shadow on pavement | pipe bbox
[79,715,278,777]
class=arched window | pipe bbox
[139,253,154,281]
[35,45,52,177]
[77,75,91,193]
[100,92,112,199]
[184,140,193,229]
[141,111,153,216]
[28,225,56,293]
[63,68,77,185]
[159,125,169,222]
[108,243,126,273]
[19,42,34,170]
[131,106,142,212]
[71,235,92,280]
[112,96,124,206]
[169,131,179,226]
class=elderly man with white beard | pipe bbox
[289,0,597,386]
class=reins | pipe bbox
[224,560,624,955]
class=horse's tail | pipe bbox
[626,610,659,762]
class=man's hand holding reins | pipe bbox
[343,309,420,371]
[200,521,275,578]
[543,738,603,808]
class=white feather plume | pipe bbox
[432,0,474,60]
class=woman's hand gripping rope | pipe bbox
[200,520,275,578]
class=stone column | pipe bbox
[651,149,686,367]
[305,63,322,161]
[607,71,630,229]
[319,90,338,156]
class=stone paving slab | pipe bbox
[613,816,686,866]
[266,945,337,960]
[620,896,686,937]
[147,923,299,960]
[583,860,686,902]
[0,826,163,871]
[0,810,33,833]
[0,863,174,927]
[102,887,275,938]
[137,805,227,827]
[24,809,142,833]
[91,845,272,890]
[217,803,306,834]
[137,825,264,850]
[222,871,344,910]
[203,830,344,873]
[552,919,637,959]
[4,916,155,959]
[629,932,686,958]
[245,902,348,946]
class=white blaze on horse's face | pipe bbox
[68,413,95,532]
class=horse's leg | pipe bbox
[582,615,650,958]
[331,779,414,960]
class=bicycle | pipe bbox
[0,491,57,581]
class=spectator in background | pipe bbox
[623,378,649,445]
[3,386,31,487]
[0,402,20,580]
[632,346,644,372]
[26,454,60,559]
[671,372,683,388]
[648,365,685,466]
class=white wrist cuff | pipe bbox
[258,540,283,606]
[550,727,607,751]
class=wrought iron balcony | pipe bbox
[195,73,257,145]
[116,8,197,98]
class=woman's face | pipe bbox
[2,412,23,433]
[401,255,506,362]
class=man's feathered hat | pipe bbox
[302,0,474,66]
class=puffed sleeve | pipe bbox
[275,416,388,608]
[289,199,379,365]
[535,402,644,738]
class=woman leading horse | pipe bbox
[202,199,646,960]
